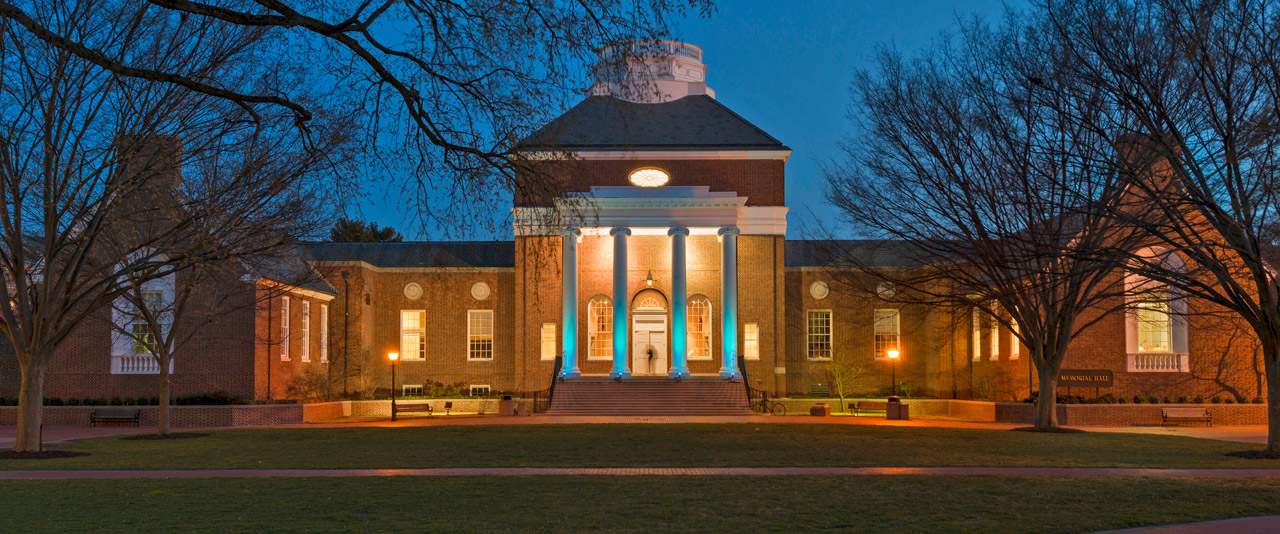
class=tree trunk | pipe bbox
[1035,365,1059,429]
[14,359,48,452]
[159,358,171,436]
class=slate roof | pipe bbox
[304,241,515,269]
[242,247,340,296]
[517,95,787,151]
[785,240,930,268]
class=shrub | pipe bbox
[1177,396,1189,404]
[1133,395,1145,404]
[44,397,63,406]
[1225,397,1237,404]
[1148,395,1160,404]
[1193,395,1205,404]
[1212,396,1223,404]
[175,391,246,406]
[1253,396,1265,404]
[1117,396,1128,404]
[1162,395,1173,404]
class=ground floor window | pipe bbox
[280,296,290,361]
[400,310,426,360]
[320,304,329,362]
[541,323,557,360]
[688,295,713,360]
[403,384,423,396]
[806,310,832,360]
[469,385,491,396]
[743,322,760,360]
[588,296,613,360]
[1137,289,1172,353]
[873,309,899,360]
[971,308,981,361]
[468,310,494,361]
[989,316,999,360]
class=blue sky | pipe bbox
[360,0,1021,240]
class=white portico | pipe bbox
[515,184,787,380]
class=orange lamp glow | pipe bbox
[887,349,900,360]
[388,352,399,362]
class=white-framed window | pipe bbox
[1010,319,1020,360]
[971,308,981,362]
[469,385,491,396]
[320,304,329,363]
[1136,289,1172,353]
[806,310,832,360]
[129,290,165,355]
[400,310,427,361]
[743,322,760,360]
[688,295,713,360]
[468,310,494,361]
[301,301,311,362]
[540,323,557,360]
[403,384,424,396]
[280,296,290,361]
[588,296,613,360]
[873,309,900,360]
[989,316,999,361]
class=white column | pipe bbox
[719,225,740,379]
[610,226,631,379]
[669,226,690,378]
[560,227,581,378]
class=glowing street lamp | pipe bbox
[388,351,399,421]
[887,349,900,398]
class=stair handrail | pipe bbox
[531,355,562,414]
[737,352,768,413]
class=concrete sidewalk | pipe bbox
[7,466,1280,480]
[1096,515,1280,533]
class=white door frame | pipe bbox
[632,310,668,376]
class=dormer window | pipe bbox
[629,167,670,187]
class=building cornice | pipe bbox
[518,149,791,162]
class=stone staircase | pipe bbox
[546,376,752,416]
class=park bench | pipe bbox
[849,401,887,417]
[392,401,436,419]
[1162,407,1212,427]
[89,408,140,427]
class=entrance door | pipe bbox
[633,313,668,375]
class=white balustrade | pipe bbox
[111,355,172,375]
[1127,353,1190,373]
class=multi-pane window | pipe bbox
[688,296,713,359]
[1137,289,1172,352]
[280,296,290,360]
[971,308,981,361]
[990,317,999,360]
[541,323,557,360]
[743,323,760,360]
[1010,320,1020,360]
[588,297,613,360]
[873,309,900,360]
[320,304,329,362]
[468,310,494,361]
[301,301,311,362]
[469,385,491,396]
[130,290,164,355]
[403,385,424,396]
[806,310,832,360]
[400,310,426,360]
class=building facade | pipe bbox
[1,41,1266,405]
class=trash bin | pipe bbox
[499,394,515,417]
[517,400,528,417]
[886,397,909,420]
[810,402,831,417]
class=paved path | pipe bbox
[1097,516,1280,533]
[7,466,1280,480]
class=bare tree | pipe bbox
[824,14,1140,429]
[0,2,344,452]
[0,0,713,237]
[1039,0,1280,454]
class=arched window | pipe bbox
[1125,248,1189,372]
[587,296,613,360]
[687,295,712,360]
[110,252,176,374]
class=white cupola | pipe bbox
[590,40,716,103]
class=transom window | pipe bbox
[1136,290,1172,353]
[688,296,712,360]
[628,167,670,187]
[468,310,494,361]
[873,309,899,360]
[400,310,427,360]
[806,310,832,360]
[588,296,613,360]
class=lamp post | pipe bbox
[887,349,900,398]
[388,351,399,421]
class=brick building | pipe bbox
[1,41,1265,406]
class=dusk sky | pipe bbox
[362,0,1025,240]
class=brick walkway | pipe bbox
[1096,516,1280,533]
[7,466,1280,480]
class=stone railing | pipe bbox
[1126,353,1190,373]
[110,355,172,375]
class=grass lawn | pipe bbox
[3,424,1278,470]
[4,475,1280,533]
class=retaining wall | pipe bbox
[777,398,1266,426]
[0,398,503,428]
